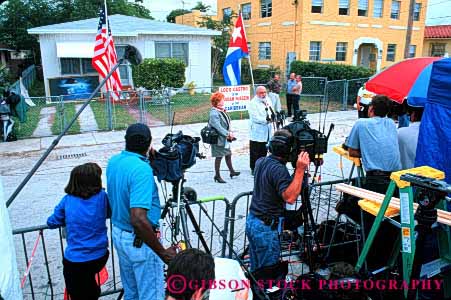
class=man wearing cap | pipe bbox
[356,85,375,118]
[107,123,177,300]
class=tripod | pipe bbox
[297,169,324,272]
[160,173,211,255]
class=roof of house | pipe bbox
[28,14,220,36]
[425,25,451,39]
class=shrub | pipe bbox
[241,61,281,84]
[290,61,374,81]
[132,58,186,89]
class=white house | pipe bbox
[28,14,220,98]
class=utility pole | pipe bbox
[404,0,416,58]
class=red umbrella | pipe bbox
[365,57,442,103]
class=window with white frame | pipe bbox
[430,43,446,57]
[358,0,368,16]
[60,58,96,75]
[309,41,321,61]
[261,0,272,18]
[386,44,396,61]
[155,42,189,65]
[242,3,251,20]
[336,42,347,61]
[247,42,251,54]
[223,7,232,22]
[373,0,384,17]
[391,1,400,19]
[408,45,416,58]
[116,45,132,85]
[339,0,349,15]
[312,0,323,13]
[413,3,421,21]
[258,42,271,60]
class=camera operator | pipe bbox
[107,123,177,300]
[245,129,310,272]
[248,86,276,175]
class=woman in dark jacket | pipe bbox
[209,92,240,183]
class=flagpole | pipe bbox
[104,0,108,27]
[238,9,255,93]
[103,0,114,106]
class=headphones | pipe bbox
[268,135,294,157]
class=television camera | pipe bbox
[283,110,333,167]
[150,130,205,184]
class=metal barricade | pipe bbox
[12,221,123,300]
[227,178,356,260]
[163,196,231,258]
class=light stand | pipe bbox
[6,45,142,207]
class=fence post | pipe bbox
[60,96,65,134]
[107,92,113,131]
[139,91,145,123]
[167,88,172,124]
[343,80,349,111]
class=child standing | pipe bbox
[47,162,110,300]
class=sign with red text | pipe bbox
[218,85,251,112]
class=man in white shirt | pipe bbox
[248,86,274,174]
[292,75,302,118]
[356,85,375,118]
[398,105,424,170]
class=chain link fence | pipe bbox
[347,78,370,106]
[12,78,368,139]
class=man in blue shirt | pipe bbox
[345,95,401,194]
[345,95,401,268]
[107,123,176,300]
[246,129,310,272]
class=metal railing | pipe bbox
[12,177,362,299]
[13,222,122,300]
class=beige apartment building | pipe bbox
[423,25,451,57]
[179,0,427,76]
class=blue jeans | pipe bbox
[112,226,164,300]
[245,213,280,272]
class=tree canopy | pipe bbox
[192,1,210,12]
[166,8,191,23]
[0,0,153,64]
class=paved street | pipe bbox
[1,110,359,299]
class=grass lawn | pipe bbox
[51,102,80,135]
[90,101,136,131]
[150,91,346,125]
[12,104,45,139]
[11,80,48,139]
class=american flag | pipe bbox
[92,6,122,100]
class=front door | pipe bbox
[359,45,372,68]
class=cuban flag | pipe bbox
[222,13,249,86]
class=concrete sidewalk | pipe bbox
[0,110,358,157]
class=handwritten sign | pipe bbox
[218,85,251,112]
